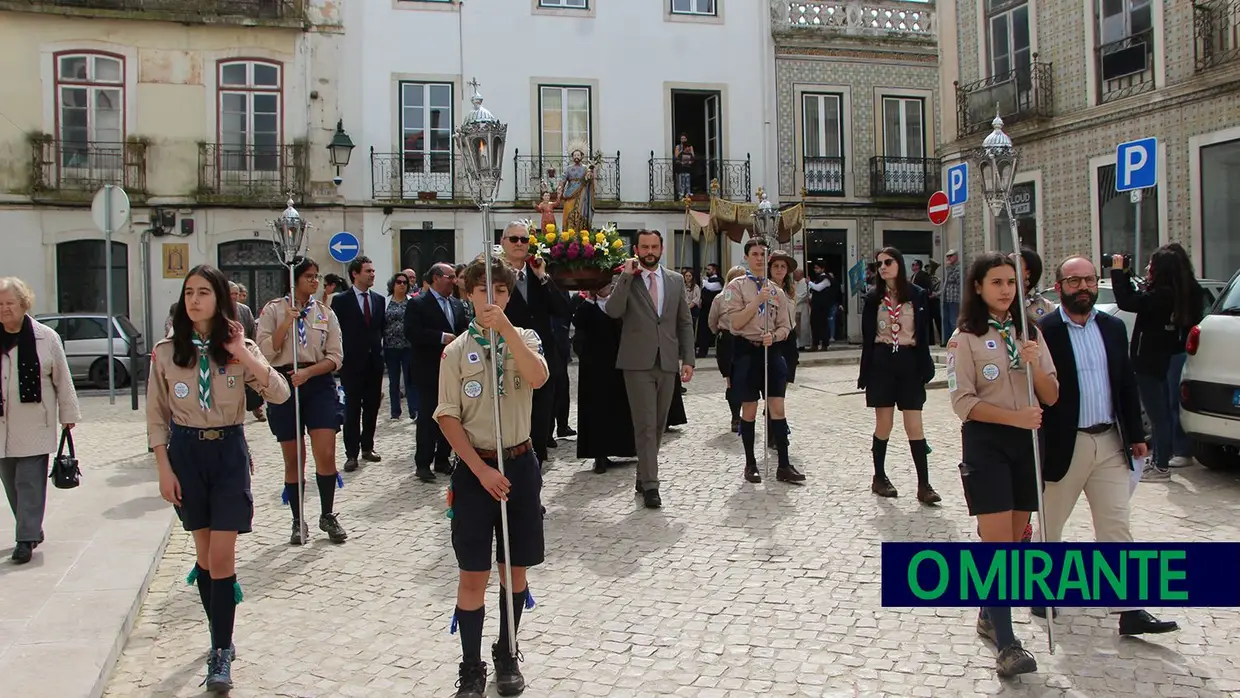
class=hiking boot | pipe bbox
[491,642,526,696]
[204,648,233,693]
[319,513,348,543]
[996,642,1037,677]
[454,661,488,697]
[776,464,806,483]
[289,519,309,546]
[744,461,762,483]
[871,476,898,498]
[976,613,997,645]
[917,484,941,504]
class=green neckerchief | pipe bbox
[190,334,212,410]
[987,316,1020,369]
[467,322,507,396]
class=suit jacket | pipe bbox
[331,287,386,377]
[503,265,570,363]
[857,285,934,388]
[605,266,696,372]
[404,289,468,389]
[1037,309,1144,483]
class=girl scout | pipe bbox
[1015,248,1056,319]
[147,264,290,693]
[945,251,1059,678]
[255,257,348,546]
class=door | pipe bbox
[400,229,455,284]
[882,98,926,194]
[401,82,454,198]
[704,94,721,194]
[217,240,286,313]
[807,229,848,340]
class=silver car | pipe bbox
[34,313,146,388]
[1040,277,1226,341]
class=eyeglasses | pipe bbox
[507,236,530,244]
[878,258,897,267]
[1060,275,1099,288]
[394,279,407,285]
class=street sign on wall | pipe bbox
[329,231,361,264]
[1116,137,1158,191]
[947,162,968,206]
[927,191,950,225]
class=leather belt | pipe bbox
[1079,423,1114,435]
[170,424,242,441]
[476,440,533,461]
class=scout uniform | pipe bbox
[865,291,923,411]
[1027,292,1055,320]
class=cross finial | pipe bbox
[468,77,481,94]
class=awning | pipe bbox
[685,197,804,244]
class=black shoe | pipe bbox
[204,647,233,693]
[917,484,942,504]
[343,458,359,473]
[455,661,488,697]
[362,450,382,462]
[319,513,348,543]
[871,476,898,497]
[557,427,577,438]
[730,418,740,433]
[996,641,1037,677]
[635,479,642,494]
[434,461,454,475]
[289,519,309,546]
[643,489,662,509]
[491,642,526,696]
[11,542,33,564]
[776,464,806,483]
[593,458,610,474]
[744,461,761,483]
[1118,610,1180,635]
[416,467,437,482]
[1030,606,1058,619]
[547,438,558,449]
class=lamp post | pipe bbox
[327,119,356,182]
[751,191,779,482]
[972,112,1056,655]
[269,197,312,545]
[453,79,520,660]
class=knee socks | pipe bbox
[284,482,301,522]
[315,473,336,516]
[771,419,791,468]
[455,606,485,663]
[725,388,740,421]
[739,420,757,464]
[909,439,930,488]
[209,575,238,652]
[872,436,889,479]
[985,605,1017,649]
[496,587,528,653]
[192,564,211,621]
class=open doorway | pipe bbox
[670,90,722,198]
[806,228,848,341]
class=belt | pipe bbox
[170,424,242,441]
[1079,423,1114,435]
[475,440,533,461]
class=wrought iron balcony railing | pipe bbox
[955,59,1053,139]
[649,153,751,203]
[803,156,845,196]
[198,142,306,202]
[1097,29,1156,104]
[30,137,147,196]
[8,0,305,22]
[513,151,621,202]
[370,149,469,201]
[1194,0,1240,72]
[869,156,941,198]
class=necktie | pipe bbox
[746,273,766,315]
[191,335,212,410]
[440,297,453,326]
[647,272,659,315]
[467,322,507,396]
[362,292,371,325]
[988,317,1021,369]
[517,270,527,299]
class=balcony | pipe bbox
[869,156,940,199]
[1097,29,1156,104]
[1,0,306,26]
[955,60,1053,139]
[513,151,621,202]
[649,153,751,203]
[782,0,933,37]
[370,149,469,202]
[29,136,147,200]
[803,156,845,196]
[1194,0,1240,72]
[197,143,306,203]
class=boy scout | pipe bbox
[148,265,290,693]
[435,256,549,698]
[715,237,804,484]
[1014,248,1055,319]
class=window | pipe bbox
[1097,164,1159,271]
[56,53,124,167]
[400,82,454,196]
[56,240,128,315]
[995,181,1038,253]
[801,93,843,195]
[1099,0,1151,45]
[539,85,591,157]
[987,1,1031,78]
[882,98,924,158]
[540,0,586,6]
[1200,139,1240,281]
[672,0,715,15]
[218,60,281,172]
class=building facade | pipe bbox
[939,0,1240,281]
[772,0,940,338]
[0,0,346,342]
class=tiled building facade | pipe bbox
[939,0,1240,282]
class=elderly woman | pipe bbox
[0,277,81,564]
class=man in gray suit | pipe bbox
[605,230,696,509]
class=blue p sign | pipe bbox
[947,162,968,206]
[1116,137,1158,192]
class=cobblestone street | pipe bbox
[97,364,1240,698]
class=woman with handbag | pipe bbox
[0,277,81,565]
[148,265,290,692]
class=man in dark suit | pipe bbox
[404,262,468,481]
[1037,255,1179,636]
[331,255,386,473]
[499,220,570,465]
[549,291,576,445]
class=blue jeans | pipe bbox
[943,302,960,338]
[1166,352,1191,457]
[385,346,417,418]
[1136,373,1172,469]
[826,306,838,341]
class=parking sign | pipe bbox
[947,162,968,206]
[1116,138,1158,192]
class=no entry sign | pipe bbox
[927,190,950,225]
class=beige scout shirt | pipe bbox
[146,338,291,449]
[716,274,792,343]
[875,297,916,347]
[946,326,1057,422]
[255,298,344,370]
[433,328,547,452]
[1027,294,1055,321]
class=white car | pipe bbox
[1041,277,1227,342]
[1179,270,1240,470]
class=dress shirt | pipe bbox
[430,288,455,326]
[1059,306,1114,427]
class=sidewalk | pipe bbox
[0,397,172,698]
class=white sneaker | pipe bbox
[1141,465,1171,482]
[1168,456,1195,468]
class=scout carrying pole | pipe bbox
[761,258,771,484]
[290,263,306,546]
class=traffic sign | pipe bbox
[947,162,968,206]
[951,204,965,219]
[328,231,360,264]
[927,191,950,225]
[91,185,130,234]
[1116,137,1157,191]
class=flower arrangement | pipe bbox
[523,219,628,290]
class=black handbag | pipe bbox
[50,428,81,490]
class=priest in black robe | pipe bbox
[573,285,637,474]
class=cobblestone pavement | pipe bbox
[102,364,1240,698]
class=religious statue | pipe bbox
[536,186,559,232]
[558,141,596,231]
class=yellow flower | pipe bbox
[545,231,557,243]
[545,223,556,234]
[612,239,624,249]
[595,232,607,244]
[567,228,577,236]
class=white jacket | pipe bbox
[0,317,82,458]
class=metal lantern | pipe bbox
[270,197,310,264]
[454,80,508,203]
[751,193,780,240]
[977,110,1018,218]
[327,119,356,169]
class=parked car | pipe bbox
[1040,277,1227,342]
[34,313,146,389]
[1179,270,1240,470]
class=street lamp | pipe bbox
[269,197,312,544]
[977,111,1018,220]
[327,119,356,182]
[453,78,520,662]
[749,189,780,481]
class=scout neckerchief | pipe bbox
[190,334,212,410]
[988,315,1021,369]
[290,296,314,347]
[882,291,903,351]
[745,272,768,315]
[467,322,507,396]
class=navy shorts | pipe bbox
[267,371,338,442]
[168,424,253,533]
[730,339,788,403]
[959,421,1040,516]
[450,447,545,572]
[864,346,927,411]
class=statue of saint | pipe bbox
[536,188,559,232]
[558,142,595,232]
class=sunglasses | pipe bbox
[394,279,408,285]
[878,258,897,267]
[507,236,530,244]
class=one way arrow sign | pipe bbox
[328,231,360,264]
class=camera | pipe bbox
[332,175,343,186]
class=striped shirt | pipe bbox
[1059,307,1114,428]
